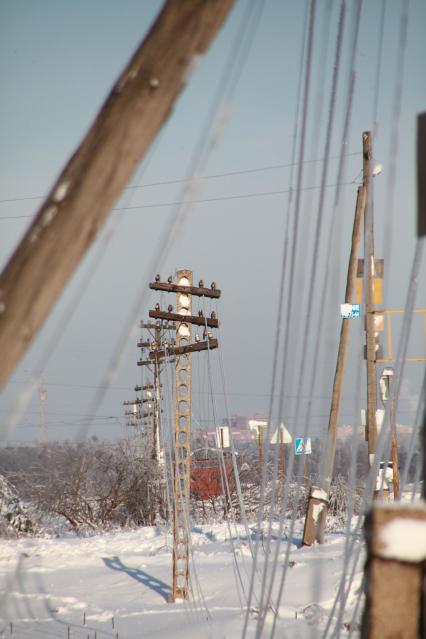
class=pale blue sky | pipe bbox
[0,0,425,444]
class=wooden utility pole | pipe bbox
[123,396,143,457]
[303,454,310,489]
[153,322,163,463]
[138,320,176,461]
[322,185,366,491]
[379,368,400,500]
[303,183,365,545]
[38,379,47,446]
[417,112,426,500]
[149,272,220,601]
[142,321,165,463]
[258,427,264,474]
[279,428,285,480]
[363,131,379,460]
[361,112,426,639]
[0,0,234,390]
[389,380,399,499]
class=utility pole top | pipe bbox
[363,130,372,162]
[149,280,221,298]
[363,130,379,458]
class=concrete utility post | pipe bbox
[363,131,379,460]
[173,268,193,600]
[148,272,220,601]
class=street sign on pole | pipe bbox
[215,425,230,449]
[270,422,292,444]
[340,303,361,318]
[295,437,312,456]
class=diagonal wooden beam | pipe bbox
[0,0,234,389]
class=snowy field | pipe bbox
[0,519,364,638]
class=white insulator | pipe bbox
[178,324,190,338]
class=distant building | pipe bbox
[337,423,413,440]
[194,414,271,447]
[228,414,265,444]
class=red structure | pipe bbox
[190,450,234,500]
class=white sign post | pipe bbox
[215,425,230,449]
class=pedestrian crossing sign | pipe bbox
[294,437,312,456]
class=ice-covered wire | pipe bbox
[381,0,410,300]
[77,0,269,446]
[372,0,386,139]
[256,3,353,634]
[324,237,425,636]
[2,133,163,444]
[242,1,316,634]
[200,310,248,613]
[203,298,266,606]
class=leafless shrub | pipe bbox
[6,442,167,533]
[328,475,361,523]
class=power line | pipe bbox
[0,180,358,221]
[0,152,360,207]
[0,409,119,418]
[9,378,415,401]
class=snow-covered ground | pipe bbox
[0,519,364,638]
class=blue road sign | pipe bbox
[295,438,305,455]
[340,303,360,318]
[294,437,312,455]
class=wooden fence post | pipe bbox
[362,503,426,638]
